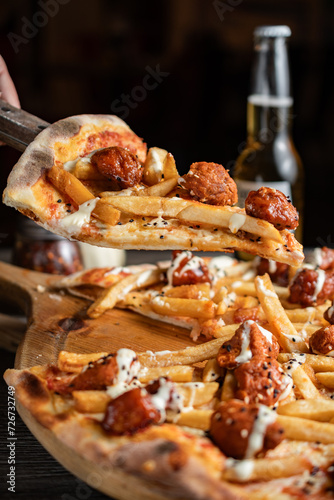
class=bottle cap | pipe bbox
[254,25,291,38]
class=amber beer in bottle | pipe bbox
[234,25,304,242]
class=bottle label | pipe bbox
[235,180,292,208]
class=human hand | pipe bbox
[0,55,20,108]
[0,55,20,145]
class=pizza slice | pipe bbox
[3,114,303,266]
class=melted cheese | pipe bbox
[229,213,246,234]
[60,198,98,233]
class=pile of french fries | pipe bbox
[47,146,285,246]
[49,319,334,490]
[46,257,334,494]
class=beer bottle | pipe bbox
[234,25,304,242]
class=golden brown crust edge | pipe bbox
[4,369,245,500]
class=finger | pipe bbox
[0,55,20,108]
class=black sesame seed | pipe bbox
[175,194,180,198]
[129,219,134,223]
[160,235,164,239]
[226,345,232,352]
[66,203,71,207]
[117,222,122,225]
[57,199,62,203]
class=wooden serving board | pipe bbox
[0,261,193,370]
[0,260,196,500]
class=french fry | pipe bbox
[277,399,334,422]
[316,372,334,389]
[73,159,105,180]
[151,296,216,319]
[138,365,194,384]
[168,409,212,430]
[47,165,95,205]
[176,382,219,407]
[202,358,224,382]
[278,353,334,373]
[163,153,179,180]
[221,371,236,401]
[143,147,168,185]
[73,390,110,413]
[291,364,323,400]
[137,338,225,368]
[177,204,283,243]
[277,415,334,444]
[223,456,310,482]
[58,351,108,373]
[92,199,121,225]
[254,274,308,353]
[99,195,190,218]
[231,280,289,300]
[163,283,211,300]
[88,268,163,318]
[210,323,239,340]
[141,177,178,197]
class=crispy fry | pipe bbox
[164,283,211,300]
[223,456,310,483]
[277,399,334,422]
[177,205,283,243]
[141,177,178,197]
[99,195,190,218]
[168,409,212,430]
[137,338,225,368]
[202,358,224,382]
[254,274,308,353]
[87,269,164,318]
[47,165,95,205]
[277,415,334,444]
[138,365,194,384]
[221,371,236,401]
[73,390,110,413]
[176,382,219,407]
[291,364,323,400]
[58,351,108,373]
[143,147,168,185]
[315,372,334,389]
[151,296,216,319]
[278,353,334,373]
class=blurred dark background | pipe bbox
[0,0,333,248]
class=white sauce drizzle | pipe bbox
[167,251,191,286]
[235,321,253,364]
[311,269,326,301]
[225,458,254,481]
[256,276,277,298]
[268,260,277,274]
[150,378,183,422]
[115,348,140,384]
[229,213,246,234]
[245,405,276,459]
[60,198,98,233]
[150,149,164,175]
